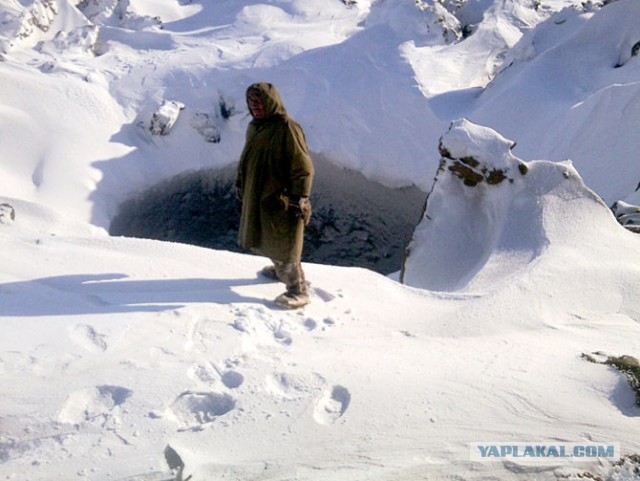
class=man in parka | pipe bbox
[235,83,314,309]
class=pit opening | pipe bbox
[109,156,426,275]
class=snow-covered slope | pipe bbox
[1,1,640,480]
[466,0,640,204]
[1,182,639,480]
[1,0,639,230]
[401,119,633,295]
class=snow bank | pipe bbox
[2,0,638,230]
[0,59,130,223]
[2,180,639,481]
[403,0,580,96]
[1,3,640,478]
[401,119,629,292]
[470,0,640,204]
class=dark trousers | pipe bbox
[273,261,307,295]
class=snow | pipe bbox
[1,1,639,480]
[467,0,640,203]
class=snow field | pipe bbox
[1,1,639,480]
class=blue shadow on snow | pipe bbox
[0,273,270,316]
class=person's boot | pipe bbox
[272,262,310,308]
[260,265,280,281]
[274,289,310,309]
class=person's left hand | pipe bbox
[298,197,312,225]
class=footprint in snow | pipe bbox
[68,323,108,352]
[313,385,351,425]
[221,370,244,389]
[230,306,293,346]
[188,363,244,389]
[187,363,218,386]
[304,318,318,331]
[265,371,325,400]
[166,391,236,430]
[58,385,132,426]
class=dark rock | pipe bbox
[0,203,16,224]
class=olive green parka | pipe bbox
[235,83,314,263]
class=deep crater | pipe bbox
[109,156,426,275]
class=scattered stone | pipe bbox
[437,122,528,188]
[582,352,640,407]
[189,112,220,143]
[150,100,185,136]
[0,203,15,224]
[611,200,640,233]
[18,0,58,40]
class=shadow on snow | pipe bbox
[0,273,270,316]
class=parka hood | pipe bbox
[246,82,287,119]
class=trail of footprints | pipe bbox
[0,292,352,477]
[57,301,351,450]
[169,304,352,430]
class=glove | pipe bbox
[291,196,311,225]
[298,197,312,225]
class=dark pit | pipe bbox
[110,156,426,275]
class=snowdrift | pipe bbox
[469,0,640,204]
[2,0,639,233]
[1,1,640,481]
[1,117,640,479]
[401,119,636,293]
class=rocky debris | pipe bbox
[415,0,463,43]
[77,0,162,30]
[142,92,237,140]
[400,119,535,290]
[612,200,640,233]
[37,25,100,57]
[109,157,425,275]
[149,100,185,136]
[18,0,58,39]
[0,0,59,51]
[189,112,220,143]
[437,125,528,188]
[0,203,16,225]
[187,94,237,143]
[582,352,640,407]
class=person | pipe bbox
[235,82,315,309]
